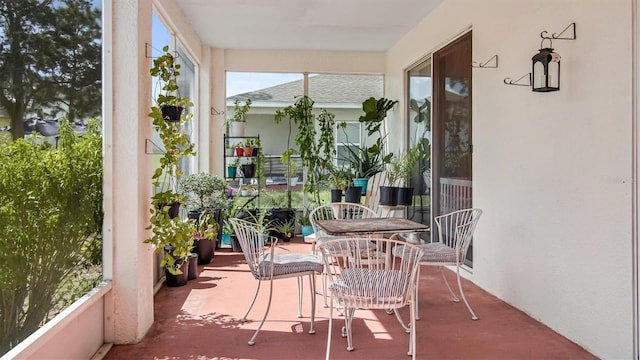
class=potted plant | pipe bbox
[191,210,220,264]
[246,137,260,156]
[297,207,314,240]
[227,158,239,179]
[275,219,295,242]
[150,46,192,122]
[343,142,388,194]
[396,142,427,205]
[234,141,244,157]
[341,96,398,194]
[179,172,228,215]
[228,99,252,137]
[145,45,197,285]
[241,158,256,179]
[327,166,351,203]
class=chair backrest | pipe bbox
[229,218,269,279]
[317,237,424,310]
[434,208,482,262]
[309,203,379,238]
[363,170,390,215]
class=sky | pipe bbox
[226,72,303,97]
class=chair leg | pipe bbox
[439,266,460,302]
[393,308,410,333]
[344,308,355,351]
[415,266,421,320]
[242,279,262,322]
[322,264,329,308]
[297,277,303,318]
[247,278,275,345]
[409,299,417,360]
[308,274,316,334]
[456,266,478,320]
[325,295,334,360]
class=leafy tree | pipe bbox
[0,0,101,140]
[0,118,103,354]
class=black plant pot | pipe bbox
[231,234,242,252]
[241,164,256,178]
[251,147,260,156]
[397,187,414,206]
[344,187,362,203]
[330,189,343,203]
[165,261,189,287]
[188,253,198,280]
[161,105,184,122]
[188,209,201,220]
[194,237,215,264]
[158,201,181,219]
[379,186,399,206]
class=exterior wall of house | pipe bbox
[385,0,634,358]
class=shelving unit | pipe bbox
[224,135,262,206]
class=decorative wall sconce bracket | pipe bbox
[211,107,225,116]
[145,138,166,155]
[472,54,499,68]
[540,22,576,42]
[503,73,532,87]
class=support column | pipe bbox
[103,0,154,344]
[210,48,227,176]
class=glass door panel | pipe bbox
[433,32,473,264]
[407,60,432,232]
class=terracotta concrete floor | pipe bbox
[105,237,596,360]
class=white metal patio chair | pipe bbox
[229,218,324,345]
[393,208,483,320]
[308,202,381,306]
[318,237,424,360]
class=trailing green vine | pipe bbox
[275,96,336,206]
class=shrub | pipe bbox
[0,118,103,354]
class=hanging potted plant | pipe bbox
[145,45,197,286]
[150,46,192,122]
[228,99,252,136]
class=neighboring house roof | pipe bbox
[227,74,383,104]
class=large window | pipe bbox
[150,13,198,188]
[336,121,362,167]
[225,73,383,208]
[0,1,103,355]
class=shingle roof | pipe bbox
[227,74,383,104]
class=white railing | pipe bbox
[440,177,472,214]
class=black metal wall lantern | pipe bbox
[532,40,561,92]
[503,22,576,92]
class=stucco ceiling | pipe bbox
[175,0,443,51]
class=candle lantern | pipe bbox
[532,45,561,92]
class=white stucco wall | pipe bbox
[386,1,634,358]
